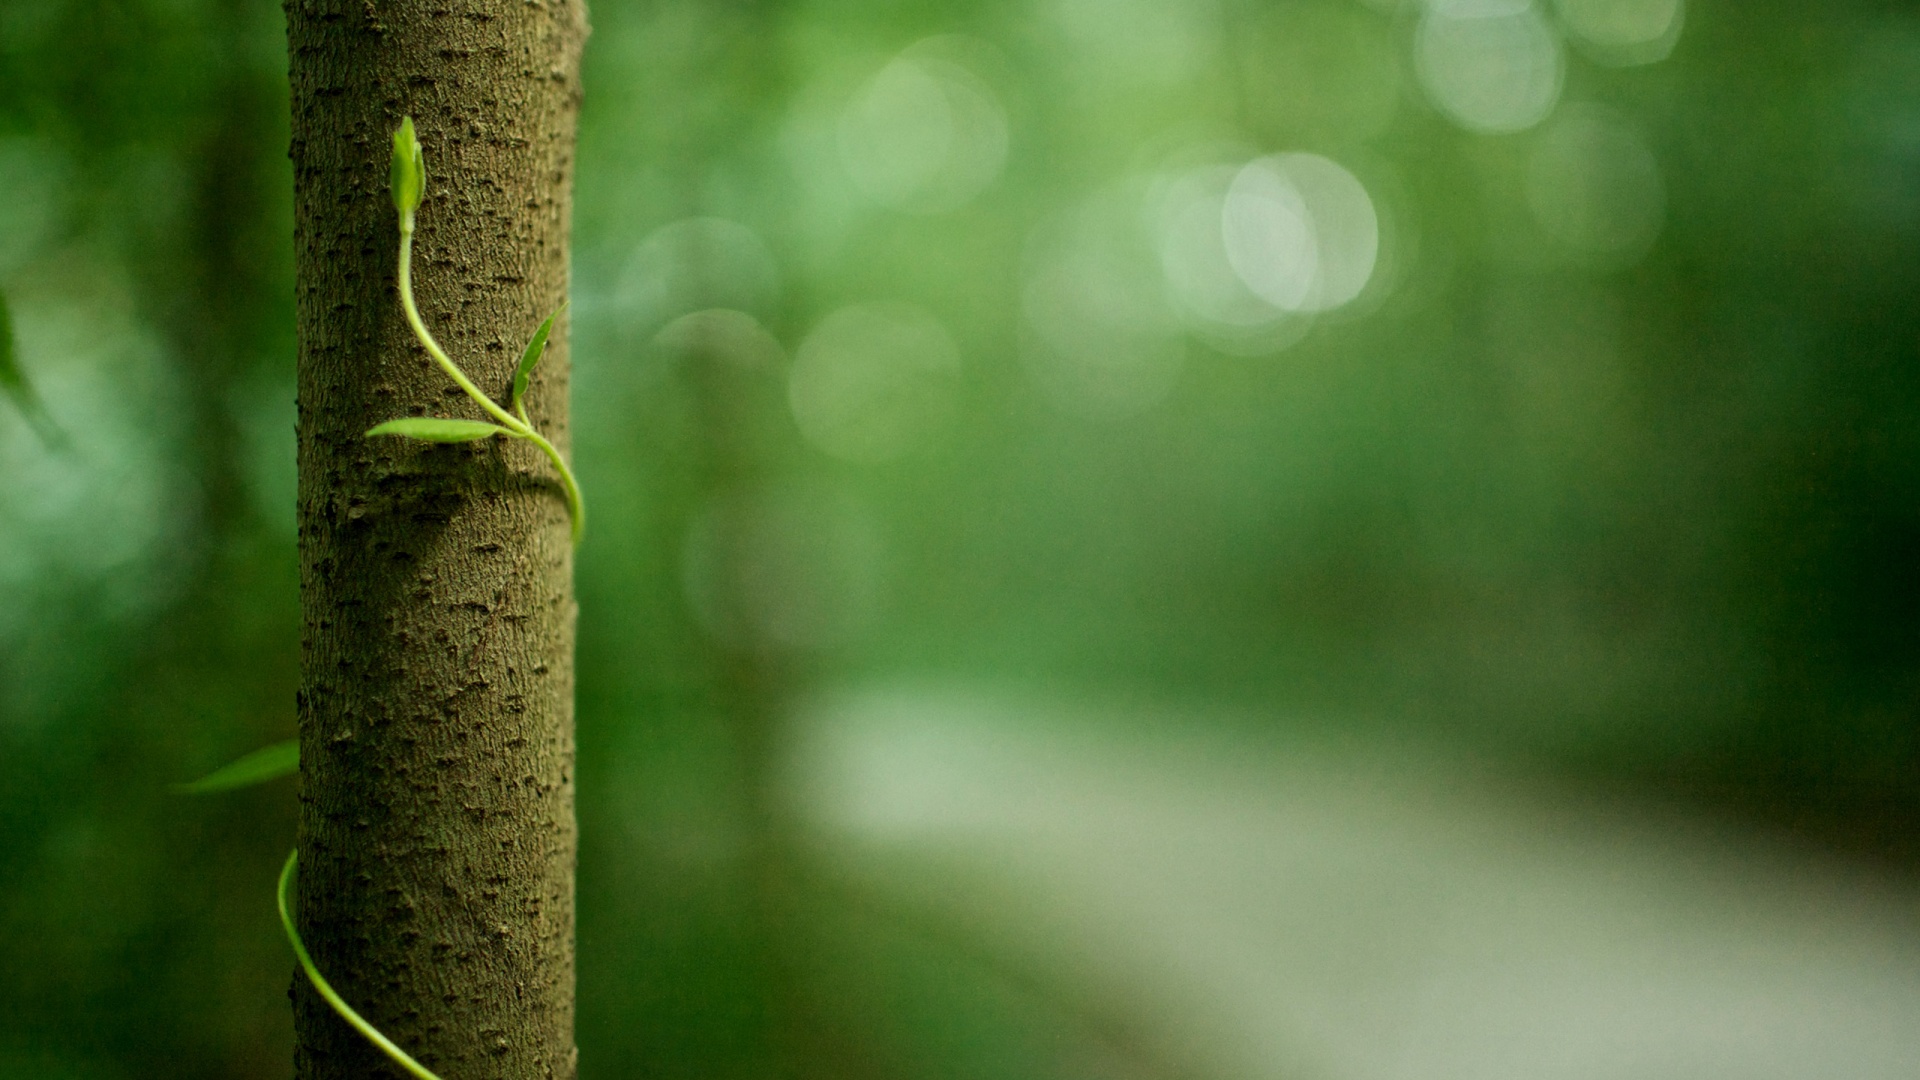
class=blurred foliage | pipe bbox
[1,0,1918,1077]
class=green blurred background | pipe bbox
[3,0,1920,1077]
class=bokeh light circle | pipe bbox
[1416,4,1565,134]
[1525,103,1665,264]
[1023,184,1187,416]
[790,302,962,462]
[1552,0,1683,66]
[1220,163,1319,313]
[1157,163,1311,355]
[1227,154,1380,314]
[838,49,1008,214]
[653,309,787,372]
[616,217,780,330]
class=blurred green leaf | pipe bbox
[512,302,565,414]
[173,739,298,794]
[366,417,511,442]
[0,290,66,450]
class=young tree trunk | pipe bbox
[287,2,587,1077]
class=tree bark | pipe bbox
[288,2,587,1077]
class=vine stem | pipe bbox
[278,850,448,1080]
[397,216,585,544]
[524,427,586,545]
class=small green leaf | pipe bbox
[174,739,298,794]
[366,417,511,442]
[511,302,566,412]
[0,290,65,450]
[390,116,424,219]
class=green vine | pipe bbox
[278,850,447,1080]
[371,117,585,545]
[179,747,440,1077]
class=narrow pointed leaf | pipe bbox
[173,739,299,794]
[511,302,566,412]
[366,417,511,442]
[0,290,65,450]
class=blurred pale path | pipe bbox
[789,687,1920,1080]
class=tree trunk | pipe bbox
[287,2,587,1077]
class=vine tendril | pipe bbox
[278,850,449,1080]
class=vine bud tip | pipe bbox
[391,116,424,218]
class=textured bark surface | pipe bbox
[288,2,587,1077]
